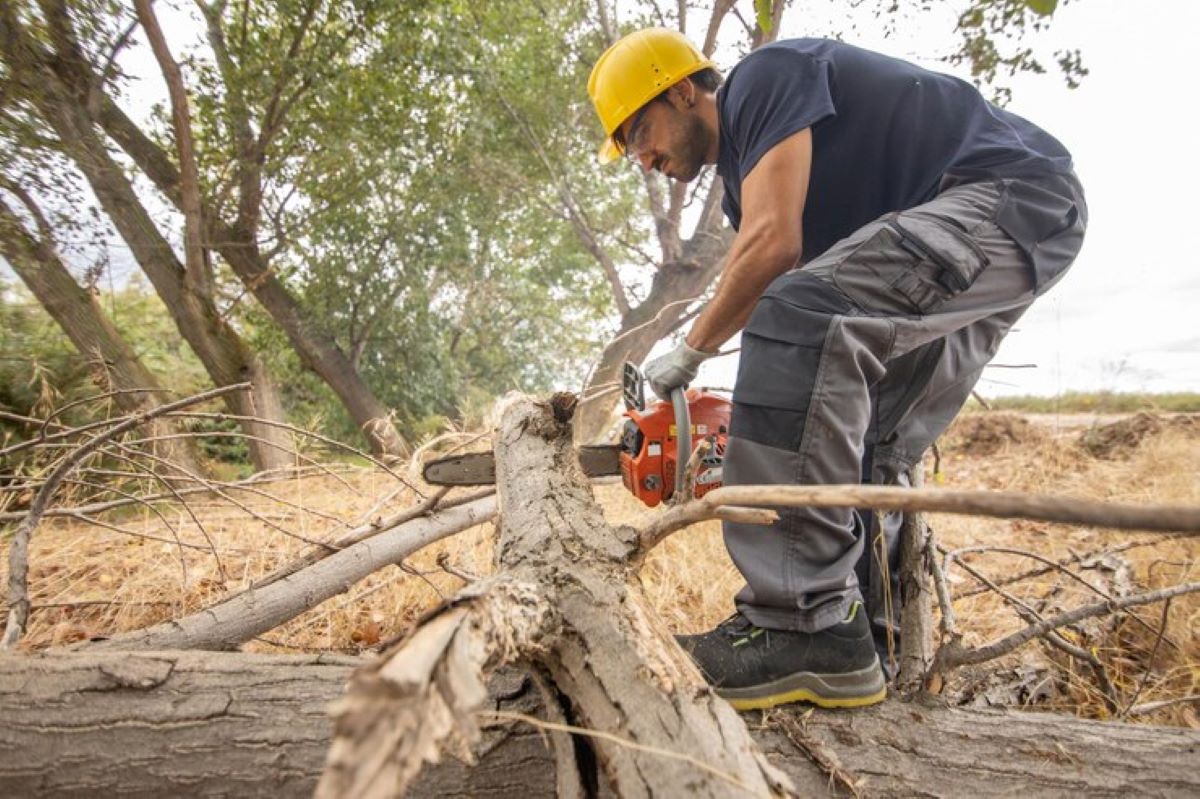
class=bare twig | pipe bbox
[162,411,417,491]
[933,581,1200,671]
[1127,694,1200,716]
[634,503,778,558]
[942,549,1121,712]
[957,540,1165,599]
[774,712,863,798]
[945,544,1178,649]
[927,531,958,638]
[435,551,481,583]
[248,487,469,590]
[1120,598,1173,718]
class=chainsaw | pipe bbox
[422,363,732,507]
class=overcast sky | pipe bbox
[686,0,1200,397]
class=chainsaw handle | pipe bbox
[670,387,691,501]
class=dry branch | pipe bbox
[698,484,1200,535]
[82,494,497,651]
[933,581,1200,671]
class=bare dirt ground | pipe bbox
[4,410,1197,727]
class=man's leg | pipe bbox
[681,176,1085,708]
[857,306,1028,672]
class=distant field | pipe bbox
[975,392,1200,414]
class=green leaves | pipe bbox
[755,0,776,34]
[1024,0,1058,16]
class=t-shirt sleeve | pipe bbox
[723,47,836,179]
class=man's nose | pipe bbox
[636,151,655,173]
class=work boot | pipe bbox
[676,602,887,711]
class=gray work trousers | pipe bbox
[723,173,1087,637]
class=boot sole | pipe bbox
[715,658,887,711]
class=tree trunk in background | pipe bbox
[35,90,291,472]
[0,196,203,475]
[3,652,1198,797]
[204,225,409,458]
[575,239,729,443]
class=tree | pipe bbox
[0,182,202,473]
[0,0,294,471]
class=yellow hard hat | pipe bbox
[587,28,716,164]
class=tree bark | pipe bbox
[0,194,202,474]
[896,465,933,694]
[0,14,292,472]
[2,651,1197,798]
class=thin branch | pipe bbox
[1128,694,1200,716]
[934,581,1200,671]
[0,464,366,524]
[248,487,470,590]
[634,503,778,558]
[479,710,755,795]
[942,548,1120,712]
[957,539,1165,599]
[161,411,417,492]
[1120,598,1172,718]
[945,544,1179,648]
[927,528,958,638]
[606,296,706,350]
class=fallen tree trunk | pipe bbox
[2,651,1198,798]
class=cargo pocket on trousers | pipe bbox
[833,213,990,316]
[730,297,831,452]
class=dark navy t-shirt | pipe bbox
[716,39,1074,262]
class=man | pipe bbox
[587,28,1086,710]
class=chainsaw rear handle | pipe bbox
[670,387,690,500]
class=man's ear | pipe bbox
[667,77,696,109]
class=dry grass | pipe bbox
[2,412,1196,727]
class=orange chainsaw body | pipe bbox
[618,388,731,507]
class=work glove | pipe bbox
[643,342,712,401]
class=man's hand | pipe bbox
[644,343,712,401]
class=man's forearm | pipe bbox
[684,226,800,352]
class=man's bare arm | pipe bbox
[685,128,813,353]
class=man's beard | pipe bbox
[669,113,710,182]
